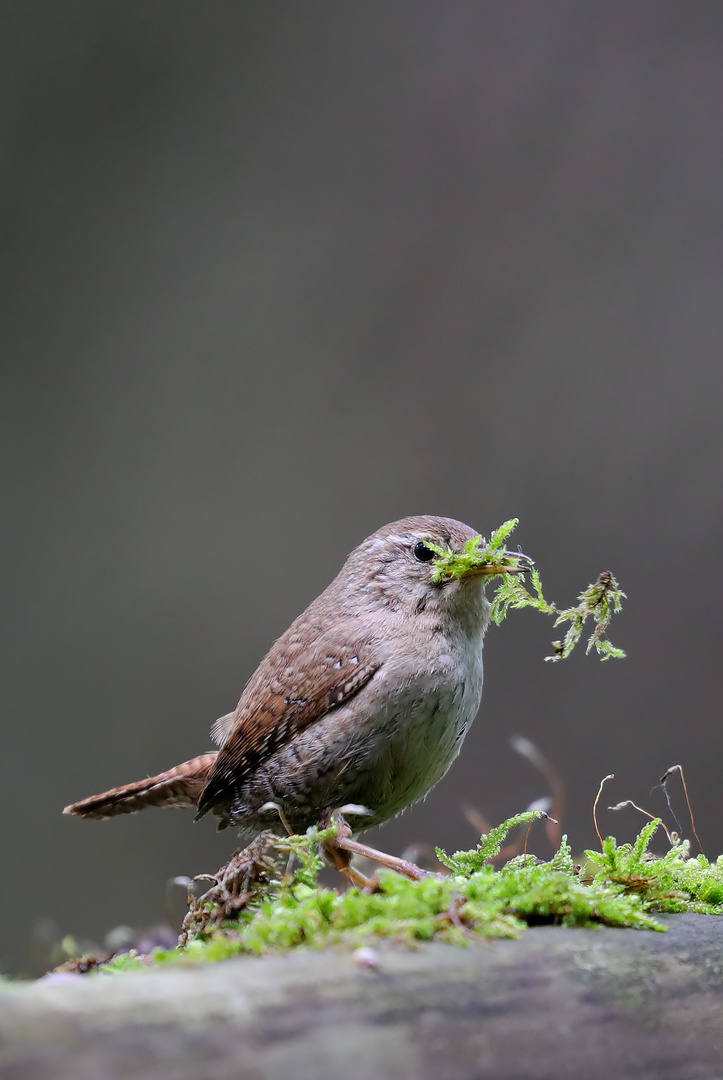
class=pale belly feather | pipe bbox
[230,626,486,835]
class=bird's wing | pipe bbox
[196,635,380,818]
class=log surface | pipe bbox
[1,914,722,1080]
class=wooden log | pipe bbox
[1,913,722,1079]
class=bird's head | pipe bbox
[340,515,530,629]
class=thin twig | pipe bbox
[660,765,704,855]
[511,735,565,847]
[607,800,675,845]
[593,774,615,847]
[460,803,492,836]
[260,801,295,837]
[523,817,534,856]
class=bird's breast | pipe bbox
[230,625,486,833]
[341,626,485,823]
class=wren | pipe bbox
[64,516,505,880]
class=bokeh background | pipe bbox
[2,1,723,975]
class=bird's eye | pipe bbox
[413,541,436,563]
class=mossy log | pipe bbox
[2,914,722,1079]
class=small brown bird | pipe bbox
[64,516,511,880]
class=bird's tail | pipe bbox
[63,753,218,820]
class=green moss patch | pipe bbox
[100,812,723,974]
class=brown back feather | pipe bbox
[196,636,380,819]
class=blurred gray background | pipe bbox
[2,1,723,974]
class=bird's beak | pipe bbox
[461,551,532,579]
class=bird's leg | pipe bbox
[327,811,436,883]
[322,835,371,888]
[337,836,435,882]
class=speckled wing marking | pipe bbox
[195,643,380,819]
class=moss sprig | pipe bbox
[491,563,626,662]
[585,818,723,915]
[427,517,626,661]
[426,518,525,584]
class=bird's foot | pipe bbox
[178,831,278,945]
